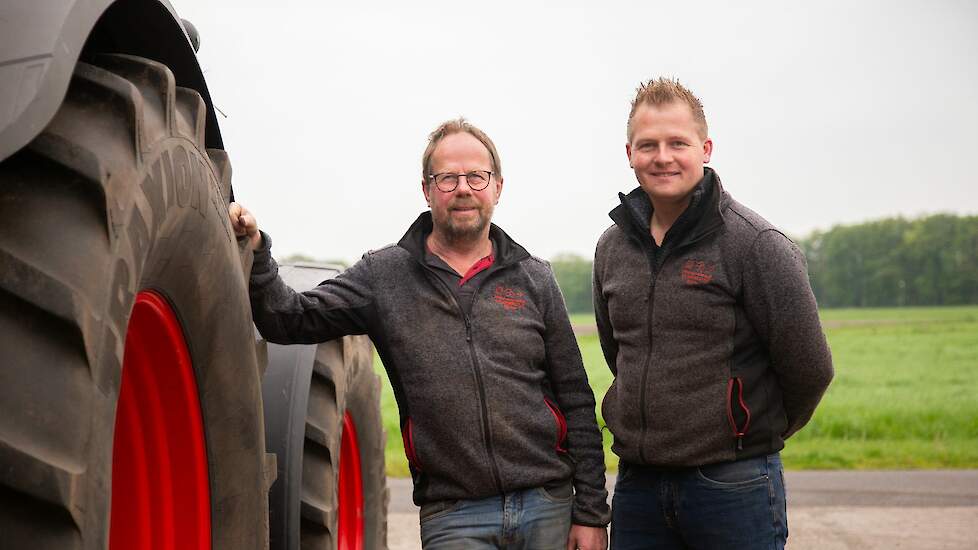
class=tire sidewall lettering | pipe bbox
[112,140,216,305]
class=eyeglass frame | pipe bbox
[427,170,495,193]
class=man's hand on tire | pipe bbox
[229,202,262,250]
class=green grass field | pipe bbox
[374,306,978,476]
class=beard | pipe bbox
[435,201,494,243]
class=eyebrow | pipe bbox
[636,136,690,143]
[431,168,492,173]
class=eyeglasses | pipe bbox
[428,170,493,193]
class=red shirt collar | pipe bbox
[458,254,495,286]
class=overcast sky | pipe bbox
[175,0,977,264]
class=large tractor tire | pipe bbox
[261,263,388,550]
[0,54,270,549]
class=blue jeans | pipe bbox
[611,453,787,550]
[419,484,574,549]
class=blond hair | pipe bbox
[627,77,708,141]
[422,118,502,181]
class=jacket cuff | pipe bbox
[254,230,272,254]
[572,502,612,527]
[251,231,273,271]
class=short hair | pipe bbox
[627,77,708,141]
[422,118,503,181]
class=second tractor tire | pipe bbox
[261,263,389,550]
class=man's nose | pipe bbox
[455,175,475,194]
[654,148,673,164]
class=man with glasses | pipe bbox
[231,118,610,549]
[593,78,833,549]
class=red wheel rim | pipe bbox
[110,291,210,550]
[337,410,364,550]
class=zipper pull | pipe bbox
[737,437,743,451]
[465,318,472,342]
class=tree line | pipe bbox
[550,214,978,313]
[799,214,978,308]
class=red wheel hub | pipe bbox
[337,410,364,550]
[110,291,210,549]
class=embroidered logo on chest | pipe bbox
[681,259,716,285]
[493,286,527,310]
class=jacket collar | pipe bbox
[397,211,531,267]
[609,166,726,248]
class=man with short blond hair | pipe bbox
[625,79,708,141]
[594,78,833,549]
[233,118,611,549]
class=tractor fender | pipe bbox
[0,0,220,163]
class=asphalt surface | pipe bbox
[385,470,978,549]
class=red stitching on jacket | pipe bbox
[494,286,527,311]
[726,377,752,438]
[544,398,568,453]
[402,418,423,471]
[681,259,716,285]
[737,380,752,435]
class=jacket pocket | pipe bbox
[401,417,424,471]
[726,377,752,451]
[544,398,568,453]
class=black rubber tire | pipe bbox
[0,54,270,549]
[260,264,389,550]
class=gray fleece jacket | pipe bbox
[250,212,611,527]
[593,168,833,467]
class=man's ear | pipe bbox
[422,179,431,206]
[702,138,713,163]
[626,142,633,167]
[494,177,503,205]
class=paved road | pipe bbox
[386,470,978,549]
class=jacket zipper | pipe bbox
[726,377,752,451]
[402,417,423,470]
[623,191,725,464]
[426,270,505,493]
[637,229,719,463]
[544,397,569,453]
[638,248,663,464]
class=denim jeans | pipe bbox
[610,453,787,550]
[419,483,574,549]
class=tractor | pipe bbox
[0,1,389,548]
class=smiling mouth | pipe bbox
[651,171,680,177]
